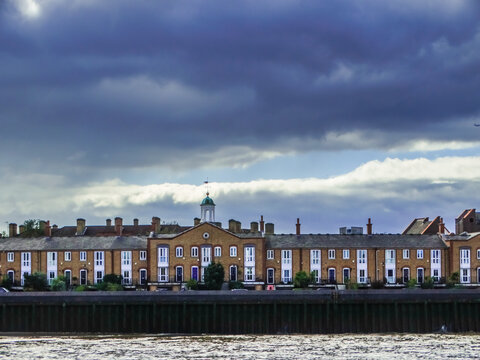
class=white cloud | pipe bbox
[16,0,41,18]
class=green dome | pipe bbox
[201,193,215,206]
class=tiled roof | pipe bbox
[0,236,147,251]
[265,234,448,249]
[403,218,432,235]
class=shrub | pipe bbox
[294,271,311,289]
[204,262,225,290]
[1,276,13,290]
[421,276,435,289]
[106,283,123,291]
[51,276,67,291]
[95,281,109,291]
[74,285,87,292]
[186,279,199,290]
[406,278,417,288]
[228,281,244,290]
[23,272,49,291]
[103,274,123,285]
[345,279,358,290]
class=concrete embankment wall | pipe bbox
[0,290,479,334]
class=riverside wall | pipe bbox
[0,290,479,334]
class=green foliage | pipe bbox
[21,219,45,237]
[51,276,67,291]
[294,271,311,288]
[0,231,7,238]
[95,281,108,291]
[420,276,435,289]
[103,274,123,284]
[446,272,460,288]
[345,279,358,290]
[204,262,225,290]
[74,285,87,292]
[106,283,123,291]
[228,280,244,290]
[1,276,13,290]
[406,278,417,288]
[186,279,199,290]
[23,272,49,291]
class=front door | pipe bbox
[387,269,395,284]
[267,268,274,284]
[191,266,198,281]
[176,267,183,282]
[230,266,237,281]
[140,269,147,285]
[328,268,336,284]
[403,268,409,283]
[417,268,424,284]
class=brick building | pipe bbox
[0,194,479,290]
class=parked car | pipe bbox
[0,287,10,293]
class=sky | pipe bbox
[1,0,480,235]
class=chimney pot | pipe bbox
[133,218,139,227]
[19,225,25,234]
[296,218,301,235]
[194,217,201,226]
[106,218,112,227]
[260,215,265,233]
[250,221,259,232]
[45,220,51,237]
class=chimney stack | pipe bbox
[133,218,139,227]
[45,220,51,237]
[151,217,161,234]
[296,218,301,235]
[439,217,445,234]
[19,225,25,234]
[250,221,259,232]
[236,221,242,233]
[8,223,17,237]
[265,223,275,235]
[76,218,86,236]
[229,219,236,232]
[194,217,201,226]
[115,217,123,236]
[260,215,265,233]
[367,218,372,235]
[52,224,58,231]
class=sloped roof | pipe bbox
[265,234,447,249]
[0,236,147,251]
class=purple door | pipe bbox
[192,267,198,281]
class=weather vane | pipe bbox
[204,178,209,195]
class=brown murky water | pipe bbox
[0,334,479,359]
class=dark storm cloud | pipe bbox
[1,0,480,173]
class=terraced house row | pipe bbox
[1,194,480,290]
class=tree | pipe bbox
[204,262,225,290]
[0,231,7,238]
[21,219,45,237]
[294,271,311,288]
[24,272,49,291]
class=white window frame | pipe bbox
[281,250,292,283]
[417,249,424,259]
[158,267,169,282]
[64,251,71,262]
[244,246,255,282]
[245,266,255,281]
[95,251,104,266]
[139,250,147,261]
[122,251,131,265]
[7,252,14,262]
[358,269,366,284]
[403,249,410,260]
[343,249,350,260]
[461,268,470,283]
[122,270,131,285]
[48,271,56,285]
[214,246,221,257]
[95,270,104,284]
[460,249,470,266]
[80,251,87,261]
[230,246,237,257]
[267,249,274,260]
[431,249,441,265]
[328,249,335,260]
[477,249,480,260]
[191,246,199,258]
[175,246,183,258]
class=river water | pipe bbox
[0,334,479,359]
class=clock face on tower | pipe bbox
[203,232,210,240]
